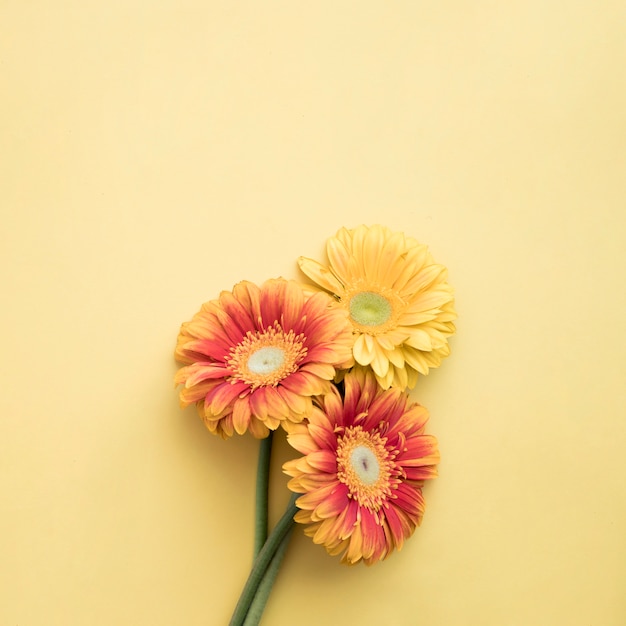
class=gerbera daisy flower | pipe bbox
[175,279,354,439]
[282,369,440,565]
[298,224,457,389]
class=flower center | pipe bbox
[247,347,285,375]
[343,285,405,335]
[228,324,307,389]
[336,425,396,511]
[349,445,380,485]
[349,292,391,327]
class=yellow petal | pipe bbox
[370,341,390,377]
[362,225,385,282]
[375,229,406,285]
[326,236,351,284]
[297,256,344,294]
[404,328,433,351]
[402,346,430,375]
[353,333,375,366]
[401,264,446,295]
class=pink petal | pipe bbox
[307,422,337,452]
[205,380,248,416]
[298,361,336,381]
[393,483,425,520]
[286,432,319,455]
[232,281,262,324]
[339,499,360,539]
[218,289,256,334]
[213,305,247,346]
[281,370,328,396]
[279,281,305,330]
[261,385,290,418]
[179,378,219,406]
[364,387,404,431]
[259,279,288,328]
[404,465,438,480]
[296,481,341,511]
[312,482,349,519]
[306,449,337,474]
[397,435,440,466]
[277,386,311,415]
[359,508,384,560]
[178,336,232,361]
[182,362,229,387]
[231,397,251,435]
[248,387,269,420]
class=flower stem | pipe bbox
[229,492,299,626]
[242,523,294,626]
[254,432,273,559]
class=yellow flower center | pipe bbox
[343,286,404,335]
[336,425,396,512]
[349,292,391,326]
[228,324,307,389]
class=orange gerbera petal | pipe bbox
[204,380,248,416]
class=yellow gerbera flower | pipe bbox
[298,224,457,389]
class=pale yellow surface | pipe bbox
[2,2,625,625]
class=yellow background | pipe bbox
[2,2,625,625]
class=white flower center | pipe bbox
[336,426,396,511]
[246,346,286,375]
[349,445,380,485]
[228,324,307,389]
[349,292,392,327]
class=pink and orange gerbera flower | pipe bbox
[283,368,440,565]
[175,278,354,438]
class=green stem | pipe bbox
[254,432,273,559]
[242,524,294,626]
[229,493,299,626]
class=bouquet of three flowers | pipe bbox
[174,225,456,625]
